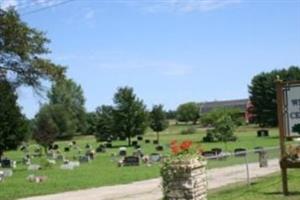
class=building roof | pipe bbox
[200,99,249,113]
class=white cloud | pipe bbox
[0,0,18,10]
[132,0,241,13]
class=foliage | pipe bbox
[0,8,65,90]
[33,105,57,150]
[113,87,148,146]
[292,123,300,134]
[203,114,237,143]
[165,110,177,120]
[94,105,115,141]
[176,102,200,124]
[85,112,98,135]
[48,78,86,134]
[0,80,29,158]
[150,104,169,143]
[34,104,76,144]
[249,66,300,127]
[201,107,244,127]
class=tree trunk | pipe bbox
[128,136,131,146]
[0,149,3,160]
[156,132,160,144]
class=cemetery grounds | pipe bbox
[0,124,299,200]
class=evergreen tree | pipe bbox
[249,66,300,127]
[0,80,29,158]
[94,105,115,141]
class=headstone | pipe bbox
[257,130,269,137]
[28,164,41,171]
[254,146,264,153]
[96,145,106,153]
[132,141,138,147]
[86,150,95,160]
[133,149,143,158]
[79,155,90,163]
[53,144,59,150]
[27,174,48,183]
[149,153,161,163]
[202,151,216,158]
[156,145,164,151]
[56,154,64,161]
[22,155,31,165]
[0,171,4,182]
[234,148,247,157]
[2,169,13,177]
[106,142,113,148]
[137,136,143,141]
[211,148,222,155]
[72,141,76,145]
[123,156,140,166]
[119,147,127,157]
[134,145,141,149]
[85,144,91,149]
[64,147,70,152]
[1,159,16,169]
[145,139,150,144]
[153,140,159,145]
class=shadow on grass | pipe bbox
[263,191,300,196]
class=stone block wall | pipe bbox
[162,158,207,200]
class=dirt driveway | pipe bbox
[20,159,280,200]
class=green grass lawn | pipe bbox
[209,170,300,200]
[0,125,295,200]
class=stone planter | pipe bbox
[161,157,207,200]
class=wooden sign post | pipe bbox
[276,80,300,196]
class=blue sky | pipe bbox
[1,0,300,118]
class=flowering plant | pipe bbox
[168,140,204,160]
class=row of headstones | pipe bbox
[201,147,268,158]
[118,153,162,167]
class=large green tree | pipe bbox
[113,87,148,146]
[0,8,65,90]
[176,102,200,124]
[0,80,29,158]
[94,105,115,141]
[249,66,300,127]
[33,105,58,151]
[48,78,86,134]
[150,104,168,143]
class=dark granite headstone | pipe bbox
[156,145,164,151]
[153,140,159,145]
[202,151,215,158]
[123,156,140,166]
[211,148,222,155]
[132,141,138,147]
[137,136,143,141]
[145,139,150,144]
[106,142,112,148]
[234,148,247,157]
[64,147,70,152]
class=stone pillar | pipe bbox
[161,158,207,200]
[258,150,268,168]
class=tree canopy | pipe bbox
[249,66,300,127]
[94,105,115,141]
[0,80,29,158]
[0,8,65,90]
[176,102,200,124]
[113,87,148,146]
[150,104,169,143]
[48,78,86,134]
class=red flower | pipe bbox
[180,140,192,151]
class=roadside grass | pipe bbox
[0,125,293,200]
[209,170,300,200]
